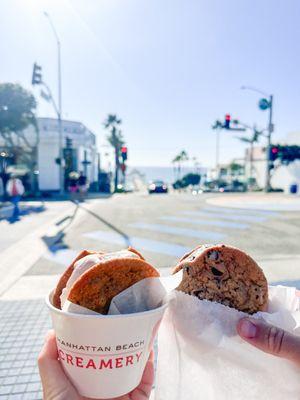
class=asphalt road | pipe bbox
[26,192,300,285]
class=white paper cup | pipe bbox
[46,291,167,399]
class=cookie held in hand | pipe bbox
[68,257,159,314]
[52,250,101,309]
[173,244,268,314]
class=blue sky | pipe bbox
[1,0,300,168]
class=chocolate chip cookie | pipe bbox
[67,258,159,314]
[173,244,268,314]
[53,250,100,309]
[53,248,144,309]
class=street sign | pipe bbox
[227,127,246,131]
[258,98,270,111]
[40,89,51,102]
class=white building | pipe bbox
[0,117,99,192]
[34,118,98,192]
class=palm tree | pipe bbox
[236,127,262,184]
[103,114,124,192]
[172,150,189,180]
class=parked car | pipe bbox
[148,180,168,194]
[191,185,212,195]
[219,183,246,193]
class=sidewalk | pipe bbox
[207,192,300,211]
[0,198,111,399]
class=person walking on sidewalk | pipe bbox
[68,171,79,202]
[6,175,25,221]
[0,176,4,202]
[78,171,89,202]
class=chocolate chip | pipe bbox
[183,265,190,274]
[211,267,223,277]
[208,250,219,261]
[191,290,205,299]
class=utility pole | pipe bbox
[212,116,245,181]
[241,86,274,192]
[265,95,273,192]
[44,12,64,194]
[215,127,220,179]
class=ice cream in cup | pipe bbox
[46,248,167,399]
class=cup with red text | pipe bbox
[47,291,167,399]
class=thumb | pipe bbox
[237,318,300,367]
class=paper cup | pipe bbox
[46,291,167,399]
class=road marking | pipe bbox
[202,206,279,217]
[129,222,225,241]
[160,216,249,229]
[83,230,189,257]
[207,199,300,211]
[182,211,266,223]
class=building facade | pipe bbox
[35,118,98,192]
[0,117,99,193]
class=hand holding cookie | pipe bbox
[237,318,300,367]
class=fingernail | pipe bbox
[239,319,257,338]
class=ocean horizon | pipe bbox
[128,166,207,184]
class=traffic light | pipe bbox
[32,62,42,85]
[224,114,231,129]
[269,145,300,163]
[270,146,279,161]
[121,146,128,162]
[66,137,73,148]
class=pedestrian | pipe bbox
[78,171,89,202]
[6,175,25,221]
[68,171,79,202]
[0,176,4,202]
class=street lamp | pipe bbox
[241,85,274,192]
[44,11,64,195]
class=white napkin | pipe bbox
[155,285,300,400]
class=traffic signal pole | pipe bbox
[241,86,274,192]
[215,128,220,179]
[212,116,246,181]
[265,95,273,192]
[44,12,64,195]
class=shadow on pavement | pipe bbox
[41,202,81,252]
[75,201,131,247]
[0,202,46,224]
[42,200,131,254]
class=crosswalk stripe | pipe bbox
[83,230,189,257]
[203,206,278,217]
[129,222,225,241]
[182,211,266,223]
[160,215,248,229]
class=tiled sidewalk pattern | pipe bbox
[0,299,50,399]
